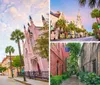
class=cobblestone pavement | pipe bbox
[61,75,85,85]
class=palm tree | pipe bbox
[91,9,100,23]
[91,9,100,39]
[10,29,26,81]
[5,46,15,78]
[76,28,81,33]
[55,19,66,31]
[68,22,77,38]
[92,22,99,34]
[68,22,76,31]
[10,29,24,66]
[65,26,71,32]
[78,0,100,8]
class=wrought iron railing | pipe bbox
[17,71,49,80]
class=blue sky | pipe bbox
[0,0,48,62]
[51,0,96,32]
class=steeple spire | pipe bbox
[42,15,45,21]
[24,25,27,34]
[42,15,46,25]
[76,9,82,29]
[29,15,32,20]
[24,25,26,29]
[28,23,30,27]
[77,9,80,17]
[29,15,33,24]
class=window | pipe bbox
[92,59,96,73]
[56,61,59,75]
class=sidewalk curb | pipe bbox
[33,78,48,82]
[14,79,31,85]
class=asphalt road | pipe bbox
[51,36,98,42]
[0,76,25,85]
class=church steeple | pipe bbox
[24,25,27,35]
[29,15,33,24]
[42,15,46,25]
[76,10,82,29]
[42,15,45,21]
[77,9,80,17]
[24,25,26,29]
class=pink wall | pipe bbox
[23,16,48,72]
[50,43,69,76]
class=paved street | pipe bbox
[61,75,85,85]
[51,36,98,42]
[14,77,49,85]
[0,76,24,85]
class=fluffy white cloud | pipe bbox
[34,0,49,9]
[0,0,49,62]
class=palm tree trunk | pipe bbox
[17,40,23,67]
[96,17,98,23]
[10,53,13,78]
[17,40,26,81]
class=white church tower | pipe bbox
[76,10,82,29]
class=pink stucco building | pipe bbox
[50,43,69,76]
[23,16,48,79]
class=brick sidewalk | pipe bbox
[61,75,85,85]
[14,77,49,85]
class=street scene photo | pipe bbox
[0,0,49,85]
[50,43,100,85]
[50,0,100,41]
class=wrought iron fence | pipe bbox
[17,71,49,80]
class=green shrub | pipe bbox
[50,71,71,85]
[78,71,100,85]
[50,74,52,77]
[50,75,62,85]
[62,74,67,80]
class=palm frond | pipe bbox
[78,0,86,6]
[97,0,100,8]
[88,0,96,8]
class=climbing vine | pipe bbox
[66,43,81,74]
